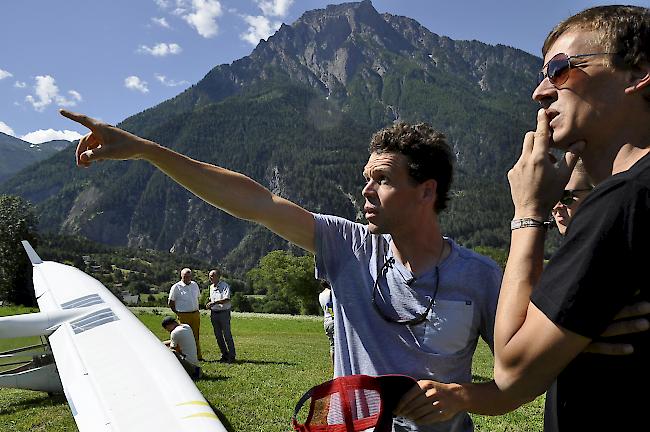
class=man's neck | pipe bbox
[612,145,650,175]
[582,119,650,182]
[390,222,447,276]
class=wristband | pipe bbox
[510,217,548,231]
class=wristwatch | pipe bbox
[510,217,548,231]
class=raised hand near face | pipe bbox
[507,109,585,220]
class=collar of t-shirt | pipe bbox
[383,237,453,286]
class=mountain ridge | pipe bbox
[0,132,70,183]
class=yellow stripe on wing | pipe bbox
[176,400,220,421]
[183,412,220,420]
[176,400,211,407]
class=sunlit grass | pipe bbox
[0,307,543,431]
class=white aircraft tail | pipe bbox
[21,240,43,265]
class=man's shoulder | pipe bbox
[171,324,189,336]
[450,240,502,274]
[176,324,192,333]
[314,213,366,232]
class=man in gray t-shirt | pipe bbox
[315,214,501,432]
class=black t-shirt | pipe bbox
[531,152,650,431]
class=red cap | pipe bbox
[292,374,416,432]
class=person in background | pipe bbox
[550,159,592,236]
[168,268,202,361]
[205,269,236,363]
[162,316,201,380]
[318,279,335,366]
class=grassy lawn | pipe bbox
[0,306,543,431]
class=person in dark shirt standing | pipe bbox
[492,6,650,431]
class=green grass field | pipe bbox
[0,307,544,431]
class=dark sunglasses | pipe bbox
[537,52,616,86]
[371,257,439,326]
[559,188,593,206]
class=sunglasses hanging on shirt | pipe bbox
[371,256,439,326]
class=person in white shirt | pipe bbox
[162,316,201,380]
[205,269,236,363]
[318,279,335,365]
[168,268,202,360]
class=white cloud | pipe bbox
[256,0,293,17]
[21,129,83,144]
[125,76,149,93]
[241,15,281,45]
[155,73,189,87]
[152,17,171,28]
[14,81,26,88]
[154,0,170,8]
[68,90,82,102]
[138,42,182,56]
[182,0,222,38]
[25,75,82,112]
[0,69,13,80]
[0,121,15,136]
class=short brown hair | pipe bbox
[543,5,650,71]
[369,122,454,212]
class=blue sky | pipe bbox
[1,0,645,143]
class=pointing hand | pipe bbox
[60,109,153,167]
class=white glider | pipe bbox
[0,241,228,432]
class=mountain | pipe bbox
[1,0,542,274]
[0,133,70,183]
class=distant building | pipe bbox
[120,292,140,306]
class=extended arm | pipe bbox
[60,110,316,253]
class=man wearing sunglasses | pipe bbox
[492,5,650,431]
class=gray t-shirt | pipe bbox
[314,214,502,432]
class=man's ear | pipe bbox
[624,63,650,95]
[421,179,438,204]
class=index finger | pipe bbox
[59,109,98,131]
[613,301,650,320]
[531,108,551,157]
